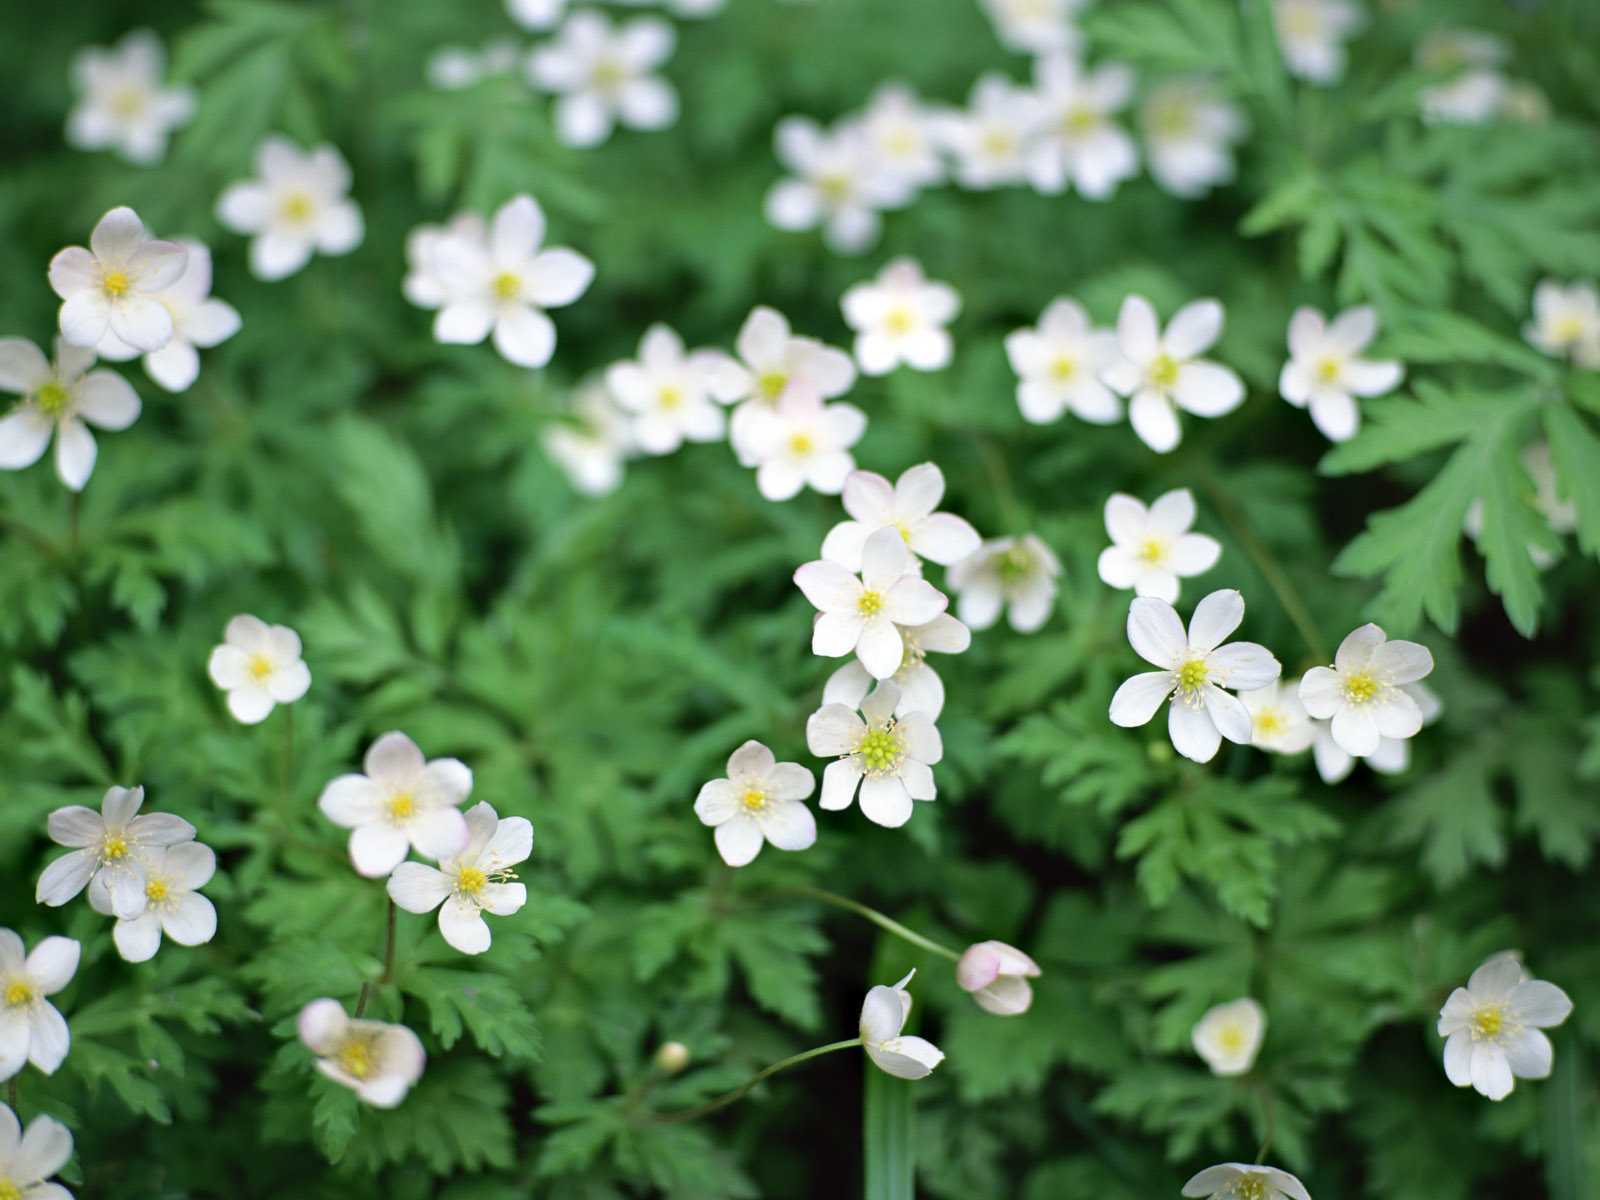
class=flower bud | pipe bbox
[654,1040,690,1074]
[955,940,1041,1016]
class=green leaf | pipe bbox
[864,1066,915,1200]
[1542,405,1600,557]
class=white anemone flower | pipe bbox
[794,527,948,679]
[528,11,678,148]
[744,388,866,501]
[1005,297,1121,425]
[1096,488,1221,603]
[934,74,1041,191]
[1437,954,1573,1101]
[1108,589,1282,763]
[95,239,242,393]
[1272,0,1364,85]
[317,732,473,878]
[36,785,195,919]
[1102,295,1245,454]
[0,337,139,492]
[1024,55,1139,200]
[820,463,981,573]
[606,324,735,455]
[0,1103,74,1200]
[206,614,311,725]
[860,969,944,1079]
[1192,997,1266,1076]
[1240,679,1316,755]
[956,941,1042,1016]
[48,206,187,352]
[112,843,219,963]
[0,932,79,1082]
[947,534,1061,633]
[764,117,909,255]
[806,681,942,828]
[1524,279,1600,369]
[692,740,817,868]
[841,258,960,375]
[215,138,363,281]
[1298,623,1434,758]
[719,306,856,467]
[66,29,194,165]
[1140,78,1247,199]
[297,999,425,1109]
[1311,681,1440,783]
[1182,1163,1311,1200]
[543,378,633,496]
[822,613,971,722]
[858,83,945,192]
[1279,306,1403,442]
[388,802,532,954]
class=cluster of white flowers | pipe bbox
[0,1102,75,1200]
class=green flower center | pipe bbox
[858,727,904,774]
[996,545,1034,583]
[758,371,788,400]
[1177,658,1209,693]
[35,381,71,416]
[1149,354,1180,389]
[1233,1175,1269,1200]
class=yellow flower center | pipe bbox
[758,370,788,400]
[1062,106,1098,135]
[788,431,815,456]
[884,306,915,336]
[817,172,852,203]
[456,865,487,895]
[858,727,904,774]
[1049,355,1076,382]
[103,834,129,861]
[1254,709,1286,737]
[741,788,767,812]
[1217,1023,1247,1053]
[388,793,416,821]
[3,981,32,1007]
[1471,1005,1505,1039]
[1342,671,1379,704]
[1136,536,1167,565]
[110,87,148,117]
[146,877,169,903]
[279,192,315,223]
[102,269,131,298]
[1149,353,1180,389]
[1151,103,1192,139]
[248,654,275,681]
[1553,315,1586,345]
[336,1037,376,1079]
[592,58,627,91]
[492,271,522,301]
[34,380,71,416]
[1315,355,1343,384]
[0,1177,22,1200]
[980,129,1016,157]
[657,385,684,411]
[856,589,884,617]
[996,545,1034,583]
[883,127,918,156]
[1177,658,1209,693]
[894,520,914,544]
[1280,0,1322,37]
[1234,1175,1269,1200]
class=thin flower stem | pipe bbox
[784,885,961,962]
[976,436,1029,533]
[652,1039,862,1123]
[1253,1084,1277,1164]
[353,897,398,1018]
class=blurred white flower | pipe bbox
[1192,997,1266,1075]
[388,802,531,954]
[1438,954,1572,1101]
[206,614,311,725]
[1272,0,1364,85]
[1140,78,1247,198]
[719,306,856,466]
[427,40,522,90]
[112,842,219,963]
[807,681,942,827]
[95,239,241,393]
[860,969,944,1079]
[765,117,908,254]
[36,785,195,919]
[318,732,473,878]
[1102,295,1244,454]
[606,324,735,455]
[858,83,945,192]
[979,0,1083,56]
[821,463,980,573]
[947,534,1061,633]
[1311,681,1439,783]
[1464,441,1577,570]
[1298,623,1433,759]
[1108,589,1281,764]
[841,258,960,376]
[1524,279,1600,369]
[298,999,425,1108]
[216,138,363,281]
[795,527,947,678]
[0,1103,74,1200]
[0,337,139,492]
[0,931,78,1082]
[529,11,677,147]
[822,612,969,722]
[1096,488,1220,603]
[1279,306,1402,442]
[544,378,634,496]
[1241,678,1316,755]
[1417,29,1508,125]
[744,388,866,501]
[1024,55,1138,200]
[1182,1163,1311,1200]
[956,941,1041,1016]
[1005,297,1121,425]
[66,29,193,165]
[507,0,565,30]
[693,740,817,867]
[48,206,187,352]
[934,74,1040,191]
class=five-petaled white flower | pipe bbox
[720,306,857,467]
[1140,78,1247,199]
[956,941,1041,1016]
[934,74,1040,191]
[1279,306,1403,442]
[429,194,594,369]
[0,932,79,1082]
[806,681,942,827]
[821,463,980,574]
[48,206,187,353]
[0,337,140,492]
[841,258,960,376]
[388,801,532,954]
[1109,589,1282,764]
[1025,55,1138,200]
[1102,295,1245,454]
[979,0,1083,57]
[1005,297,1121,426]
[207,614,311,725]
[1182,1163,1311,1200]
[1438,953,1573,1102]
[0,1102,74,1200]
[744,389,866,501]
[1524,279,1600,369]
[860,969,944,1079]
[66,29,194,166]
[216,138,363,281]
[529,11,678,148]
[795,527,948,679]
[1096,488,1220,603]
[318,731,473,878]
[1272,0,1364,85]
[1311,681,1439,783]
[947,534,1061,633]
[1192,997,1266,1076]
[297,998,425,1109]
[96,239,241,393]
[543,378,633,496]
[1297,623,1433,759]
[1240,679,1316,755]
[606,324,735,455]
[858,83,945,193]
[693,740,817,868]
[765,117,909,255]
[112,842,219,964]
[36,785,195,919]
[823,613,970,722]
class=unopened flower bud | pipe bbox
[654,1040,690,1074]
[956,940,1041,1016]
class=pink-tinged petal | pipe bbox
[1168,701,1221,763]
[819,757,863,810]
[1127,596,1187,667]
[1163,298,1224,358]
[840,471,897,529]
[858,775,914,827]
[1109,672,1172,727]
[892,462,944,519]
[860,525,915,588]
[883,576,947,626]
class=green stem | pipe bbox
[976,436,1028,533]
[279,704,296,816]
[652,1039,862,1123]
[1253,1084,1277,1163]
[785,885,961,962]
[353,897,398,1018]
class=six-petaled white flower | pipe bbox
[821,463,980,574]
[1438,953,1573,1102]
[206,614,311,725]
[36,785,195,919]
[934,74,1040,191]
[765,117,908,255]
[0,932,78,1083]
[216,137,363,281]
[317,731,473,877]
[860,969,944,1079]
[96,239,241,393]
[823,613,970,722]
[1279,306,1403,442]
[1272,0,1364,85]
[807,681,941,828]
[1182,1163,1311,1200]
[0,337,139,492]
[1311,681,1439,783]
[66,29,194,166]
[795,527,948,679]
[297,998,425,1109]
[693,740,817,867]
[112,842,219,964]
[1103,295,1245,454]
[544,378,633,496]
[1024,56,1138,200]
[1240,679,1316,756]
[48,206,187,353]
[744,388,866,501]
[606,324,736,456]
[1005,297,1121,425]
[956,941,1041,1016]
[1298,623,1433,759]
[388,801,532,954]
[841,258,960,376]
[0,1102,74,1200]
[1524,279,1600,369]
[1096,488,1220,603]
[1192,997,1266,1076]
[1140,78,1247,199]
[529,11,678,148]
[947,534,1061,634]
[720,306,857,467]
[1109,589,1282,763]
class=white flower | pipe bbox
[1438,954,1573,1101]
[112,843,219,964]
[0,932,78,1082]
[402,213,487,310]
[764,117,909,255]
[979,0,1083,56]
[66,29,194,165]
[1192,997,1266,1076]
[47,207,187,352]
[933,74,1041,191]
[719,306,856,467]
[0,337,139,492]
[95,239,241,393]
[1311,681,1440,783]
[858,83,945,192]
[1240,679,1315,755]
[744,389,866,501]
[795,527,948,679]
[1298,623,1433,759]
[429,195,594,369]
[216,138,362,281]
[1024,55,1139,200]
[821,463,981,573]
[606,324,734,455]
[1417,29,1508,125]
[388,802,531,954]
[1279,306,1402,442]
[807,681,941,827]
[0,1102,74,1200]
[1140,78,1247,199]
[543,378,633,496]
[1272,0,1364,85]
[956,941,1041,1016]
[841,258,959,376]
[1108,590,1282,764]
[1005,297,1121,425]
[693,740,817,867]
[35,785,195,919]
[1102,295,1244,454]
[318,732,473,878]
[1524,279,1600,369]
[1182,1163,1311,1200]
[859,969,944,1079]
[528,12,677,148]
[206,614,311,725]
[823,613,970,723]
[507,0,565,31]
[297,999,425,1108]
[947,534,1061,633]
[426,40,521,90]
[1096,488,1220,603]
